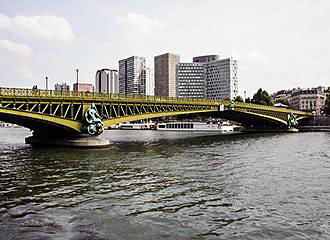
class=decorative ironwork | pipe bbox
[84,103,104,135]
[288,113,298,128]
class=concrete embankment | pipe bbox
[298,116,330,132]
[297,126,330,132]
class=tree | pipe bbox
[252,88,273,106]
[234,95,244,102]
[245,97,251,103]
[324,95,330,115]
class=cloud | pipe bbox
[0,13,74,41]
[116,12,166,36]
[233,50,272,66]
[0,39,32,56]
[246,51,272,65]
[16,68,37,80]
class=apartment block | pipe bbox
[95,69,118,94]
[176,63,205,99]
[119,56,146,95]
[145,67,155,96]
[288,87,326,115]
[73,83,93,92]
[154,53,180,97]
[205,58,238,100]
[54,83,70,91]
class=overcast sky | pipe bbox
[0,0,329,97]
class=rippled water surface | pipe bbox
[0,128,329,240]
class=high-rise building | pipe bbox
[54,83,70,91]
[205,58,238,100]
[176,55,238,100]
[176,63,205,99]
[154,53,180,97]
[119,56,146,95]
[95,69,118,94]
[145,67,155,96]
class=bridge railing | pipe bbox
[0,87,218,105]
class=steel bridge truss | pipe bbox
[0,99,218,124]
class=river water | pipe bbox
[0,128,329,240]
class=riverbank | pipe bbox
[299,116,330,132]
[298,126,330,132]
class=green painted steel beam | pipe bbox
[103,109,218,126]
[0,108,82,133]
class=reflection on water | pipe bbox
[0,128,329,239]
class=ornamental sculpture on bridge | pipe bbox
[288,113,298,128]
[84,103,104,135]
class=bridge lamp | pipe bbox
[45,76,48,90]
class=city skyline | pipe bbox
[0,0,329,98]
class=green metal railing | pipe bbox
[0,87,219,105]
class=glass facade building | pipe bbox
[119,56,146,95]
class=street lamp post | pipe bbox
[76,69,79,85]
[46,76,48,91]
[75,68,79,92]
[244,91,246,103]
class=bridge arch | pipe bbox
[0,108,82,136]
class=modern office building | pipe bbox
[176,55,238,100]
[154,53,180,97]
[145,67,155,96]
[205,58,238,100]
[119,56,146,95]
[95,69,118,94]
[176,63,206,99]
[54,83,70,91]
[193,55,220,63]
[73,83,93,92]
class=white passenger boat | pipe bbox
[119,123,156,130]
[157,122,234,134]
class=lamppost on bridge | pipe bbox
[244,91,246,103]
[75,68,79,92]
[45,76,48,91]
[76,68,79,85]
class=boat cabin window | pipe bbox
[158,125,165,129]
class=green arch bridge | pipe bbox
[0,87,313,146]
